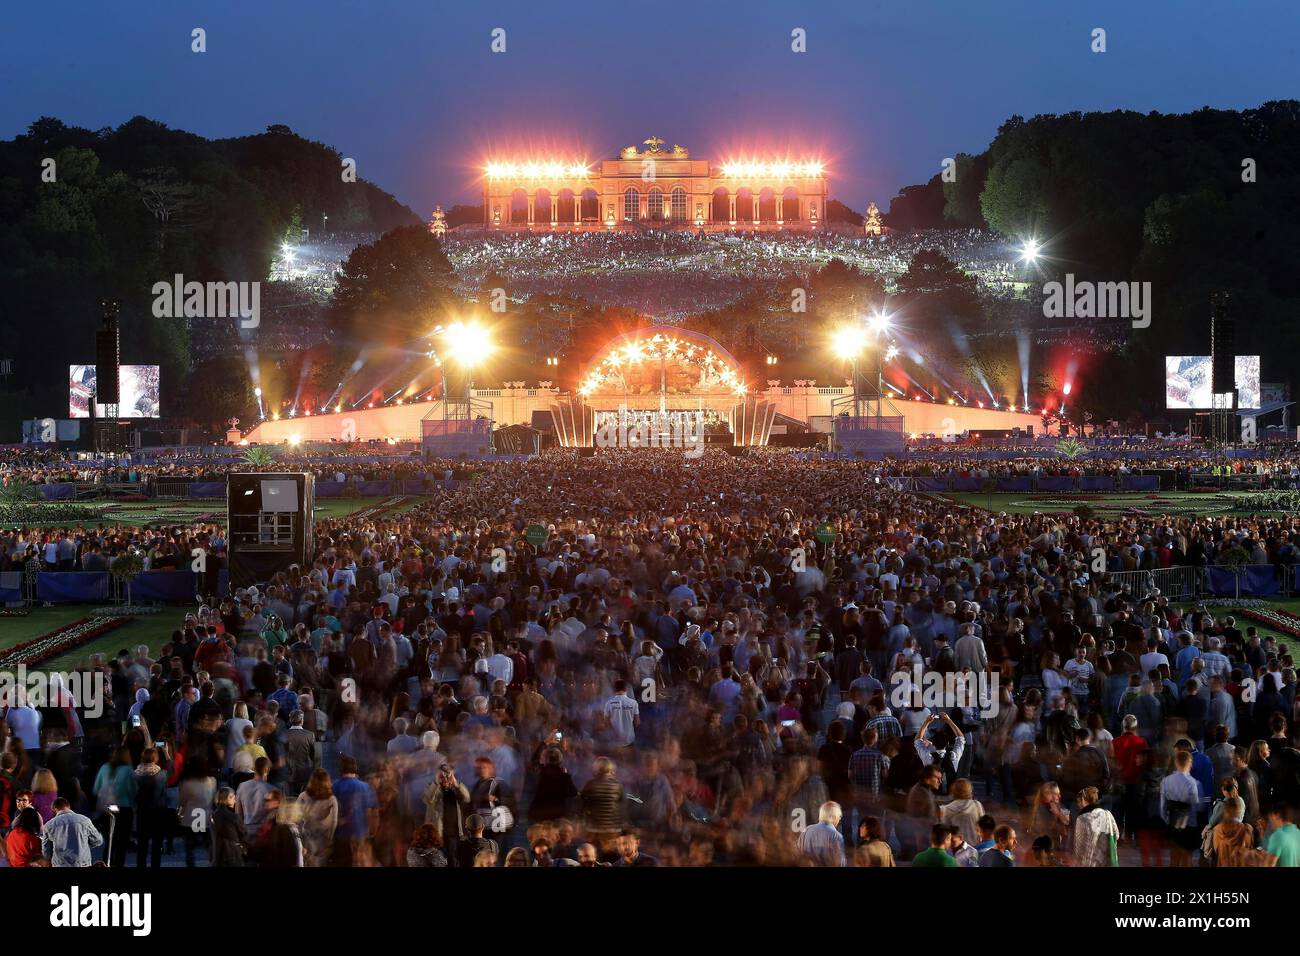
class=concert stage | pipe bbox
[240,326,1042,450]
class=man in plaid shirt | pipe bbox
[849,727,891,797]
[864,698,903,743]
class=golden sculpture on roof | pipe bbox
[618,138,685,159]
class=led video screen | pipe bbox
[1164,355,1260,409]
[69,364,161,418]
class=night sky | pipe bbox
[3,0,1296,216]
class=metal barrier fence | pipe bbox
[1144,564,1289,602]
[155,478,194,499]
[1099,570,1154,599]
[1151,565,1199,602]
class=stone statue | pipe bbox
[643,136,665,153]
[672,144,689,157]
[864,201,882,236]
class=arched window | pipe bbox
[647,187,664,221]
[670,187,688,221]
[623,187,640,221]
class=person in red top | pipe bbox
[1112,714,1149,842]
[506,639,530,693]
[0,753,16,829]
[194,629,232,674]
[5,807,44,866]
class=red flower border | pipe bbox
[0,615,131,669]
[1239,607,1300,639]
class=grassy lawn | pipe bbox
[1178,602,1300,654]
[938,491,1246,517]
[8,494,434,530]
[0,606,89,643]
[0,607,178,670]
[48,615,181,670]
[0,494,440,667]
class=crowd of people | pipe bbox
[3,447,1300,869]
[11,441,1300,490]
[442,229,1032,319]
[0,445,470,488]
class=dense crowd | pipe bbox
[9,442,1300,491]
[0,446,472,487]
[443,229,1032,319]
[3,448,1300,869]
[875,453,1300,483]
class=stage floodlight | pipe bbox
[443,321,495,368]
[832,326,867,360]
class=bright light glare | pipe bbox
[287,434,301,446]
[442,321,495,367]
[1020,238,1040,263]
[832,326,867,360]
[1063,382,1073,395]
[884,345,900,362]
[867,313,891,336]
[721,161,824,179]
[253,387,262,397]
[485,162,589,179]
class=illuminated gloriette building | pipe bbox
[482,137,829,232]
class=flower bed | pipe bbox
[351,496,411,521]
[1230,491,1300,513]
[1238,607,1300,639]
[0,615,131,669]
[0,503,106,525]
[1020,493,1107,501]
[1010,495,1232,517]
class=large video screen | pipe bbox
[1164,355,1260,409]
[69,364,161,418]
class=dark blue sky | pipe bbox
[3,0,1297,216]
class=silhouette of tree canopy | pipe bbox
[330,226,456,346]
[0,115,421,433]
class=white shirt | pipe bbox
[602,693,639,746]
[1139,651,1169,676]
[484,652,513,684]
[1064,658,1095,696]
